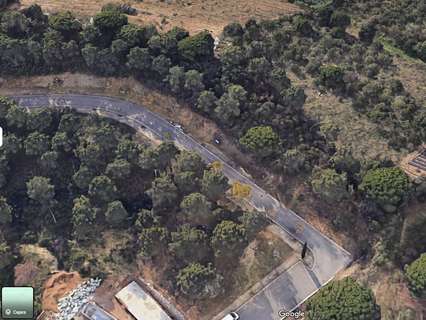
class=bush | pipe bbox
[405,253,426,298]
[311,168,348,202]
[305,277,380,320]
[318,64,345,90]
[239,126,281,158]
[177,31,214,64]
[176,263,223,299]
[359,167,409,213]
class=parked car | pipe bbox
[221,312,239,320]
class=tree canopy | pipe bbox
[360,167,409,213]
[305,277,381,320]
[405,253,426,298]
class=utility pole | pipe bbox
[301,242,308,260]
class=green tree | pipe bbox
[117,24,147,47]
[40,151,59,171]
[139,226,169,258]
[71,196,97,241]
[48,11,82,40]
[330,11,351,30]
[319,64,345,90]
[76,143,106,169]
[0,197,12,225]
[0,240,14,270]
[135,209,159,230]
[277,148,307,175]
[26,176,55,208]
[223,22,244,41]
[180,192,213,226]
[149,174,179,212]
[27,109,53,133]
[151,54,171,79]
[2,134,22,156]
[72,166,95,191]
[359,167,409,213]
[177,31,214,64]
[173,151,205,177]
[311,168,349,202]
[168,66,185,94]
[176,263,223,299]
[116,138,141,164]
[105,200,127,227]
[106,159,131,181]
[240,126,281,158]
[184,69,205,98]
[196,90,217,113]
[0,156,9,188]
[211,220,247,258]
[6,105,27,129]
[359,21,377,44]
[93,10,128,33]
[405,253,426,298]
[1,11,29,38]
[305,277,380,320]
[169,224,210,263]
[88,175,118,204]
[201,168,229,200]
[127,47,152,73]
[400,211,426,262]
[156,142,179,170]
[215,84,247,125]
[24,132,50,157]
[52,131,73,153]
[239,211,268,240]
[174,171,200,195]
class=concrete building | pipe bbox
[80,302,118,320]
[115,281,172,320]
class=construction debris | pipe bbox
[56,278,102,320]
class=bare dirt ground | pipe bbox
[19,0,300,36]
[42,271,83,312]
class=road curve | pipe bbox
[10,94,352,319]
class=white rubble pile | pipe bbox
[56,278,102,320]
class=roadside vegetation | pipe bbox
[0,98,281,317]
[1,0,426,318]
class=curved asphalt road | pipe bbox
[10,94,352,320]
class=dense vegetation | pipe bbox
[0,3,327,170]
[405,253,426,298]
[305,277,381,320]
[349,0,426,62]
[0,98,268,310]
[1,0,426,316]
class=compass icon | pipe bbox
[5,309,12,316]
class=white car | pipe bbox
[221,312,239,320]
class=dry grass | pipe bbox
[288,73,406,163]
[20,0,301,36]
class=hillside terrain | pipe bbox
[1,0,426,319]
[20,0,301,35]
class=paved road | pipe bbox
[10,94,352,320]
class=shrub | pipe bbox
[405,253,426,298]
[359,167,409,213]
[305,277,380,320]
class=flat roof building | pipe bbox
[115,281,172,320]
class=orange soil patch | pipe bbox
[19,0,301,36]
[14,261,41,287]
[42,271,83,312]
